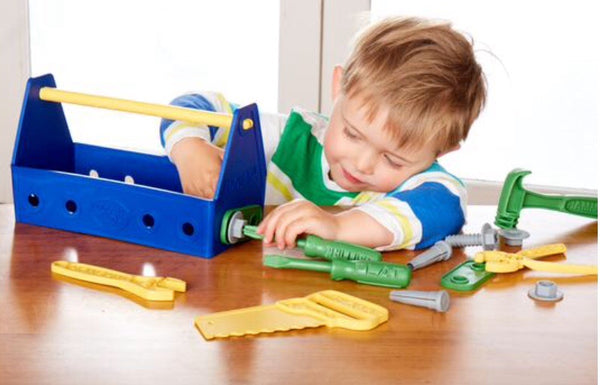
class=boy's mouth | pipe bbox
[341,168,364,185]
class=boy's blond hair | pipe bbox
[342,17,486,153]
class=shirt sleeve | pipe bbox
[159,92,233,160]
[353,179,466,251]
[159,92,288,163]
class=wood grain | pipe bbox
[0,204,596,385]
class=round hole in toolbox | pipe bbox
[65,200,77,214]
[470,262,486,271]
[142,214,155,229]
[451,275,469,284]
[89,169,99,178]
[182,222,195,236]
[28,194,40,207]
[124,175,135,184]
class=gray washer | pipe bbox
[528,280,564,302]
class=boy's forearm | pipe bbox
[170,137,211,165]
[334,209,394,249]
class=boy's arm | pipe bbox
[160,93,230,198]
[160,93,229,157]
[257,199,392,249]
[160,93,287,198]
[258,180,465,251]
[353,181,466,250]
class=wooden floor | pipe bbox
[0,204,597,385]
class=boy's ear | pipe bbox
[437,143,461,158]
[331,65,344,101]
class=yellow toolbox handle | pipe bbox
[40,87,233,128]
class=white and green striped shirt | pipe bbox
[161,93,466,251]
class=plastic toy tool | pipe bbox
[474,243,597,275]
[13,75,267,259]
[195,290,389,340]
[220,208,382,261]
[246,225,382,261]
[51,261,187,301]
[495,169,597,229]
[440,260,495,292]
[264,255,411,288]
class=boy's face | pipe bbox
[324,92,440,193]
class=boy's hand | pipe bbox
[170,137,224,199]
[257,200,395,250]
[257,200,340,249]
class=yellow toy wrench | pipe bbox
[473,244,597,275]
[51,261,187,301]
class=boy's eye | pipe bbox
[384,154,403,168]
[343,127,359,140]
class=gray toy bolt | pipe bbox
[528,280,564,302]
[445,223,498,250]
[226,211,248,244]
[497,228,530,247]
[407,241,453,271]
[389,290,451,312]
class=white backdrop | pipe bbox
[29,0,280,154]
[372,0,598,190]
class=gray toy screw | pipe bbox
[497,228,530,247]
[407,241,453,271]
[528,280,564,302]
[389,290,451,312]
[226,211,248,244]
[445,223,498,250]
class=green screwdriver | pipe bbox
[243,225,382,262]
[264,255,411,288]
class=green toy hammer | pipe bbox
[495,169,598,229]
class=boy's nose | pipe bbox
[355,150,376,175]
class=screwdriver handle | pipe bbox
[243,226,382,261]
[299,235,383,261]
[331,260,411,288]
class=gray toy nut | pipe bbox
[226,211,247,244]
[528,280,564,302]
[498,228,530,247]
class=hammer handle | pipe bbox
[523,191,597,219]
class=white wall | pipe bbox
[29,0,280,154]
[371,0,599,192]
[0,0,30,203]
[320,0,370,115]
[279,0,322,113]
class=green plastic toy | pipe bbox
[264,255,411,288]
[495,169,597,229]
[244,226,382,262]
[220,208,382,262]
[440,260,495,292]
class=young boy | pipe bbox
[160,17,486,251]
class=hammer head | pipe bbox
[495,169,531,229]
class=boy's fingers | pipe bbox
[282,219,312,248]
[273,209,312,248]
[259,202,303,243]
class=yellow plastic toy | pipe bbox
[473,244,597,275]
[39,87,233,128]
[195,290,389,340]
[51,261,187,301]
